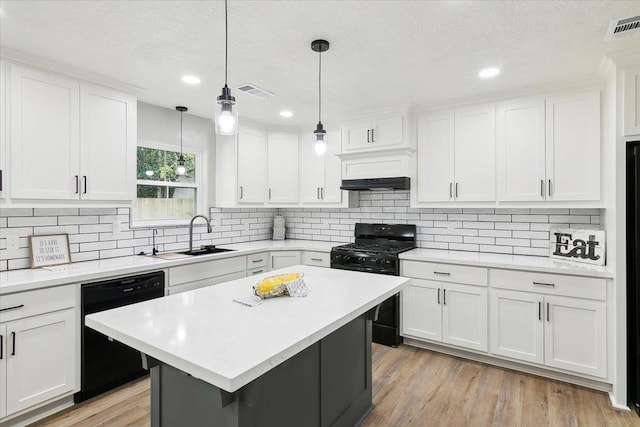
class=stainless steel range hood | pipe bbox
[340,177,410,191]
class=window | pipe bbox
[133,143,203,225]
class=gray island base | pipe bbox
[144,312,373,427]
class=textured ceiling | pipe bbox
[1,0,639,129]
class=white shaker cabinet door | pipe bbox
[10,65,80,200]
[416,113,454,202]
[490,289,544,364]
[496,99,546,201]
[321,130,343,203]
[453,107,495,202]
[80,83,136,201]
[371,116,403,148]
[441,282,488,352]
[0,324,6,419]
[5,309,76,416]
[267,133,299,204]
[624,64,640,137]
[343,121,371,151]
[545,91,600,201]
[300,134,325,203]
[0,62,6,199]
[270,251,301,270]
[543,295,606,378]
[401,279,442,342]
[237,126,266,203]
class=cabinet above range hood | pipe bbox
[340,177,410,191]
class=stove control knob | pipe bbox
[358,257,365,263]
[334,254,342,261]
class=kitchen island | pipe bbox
[86,265,409,427]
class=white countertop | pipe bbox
[400,248,613,278]
[85,265,409,393]
[1,239,614,295]
[0,239,334,295]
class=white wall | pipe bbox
[137,101,214,150]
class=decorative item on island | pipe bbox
[254,272,308,298]
[28,233,71,268]
[549,228,606,266]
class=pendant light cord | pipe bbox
[180,111,183,154]
[224,0,228,86]
[318,50,322,123]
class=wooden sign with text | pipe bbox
[29,234,71,268]
[549,228,606,266]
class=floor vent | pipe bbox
[606,15,640,40]
[235,84,275,99]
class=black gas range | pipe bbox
[330,223,416,346]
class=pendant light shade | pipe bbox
[311,39,329,157]
[176,106,188,176]
[215,0,238,135]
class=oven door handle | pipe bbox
[372,303,382,322]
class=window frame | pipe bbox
[131,139,206,228]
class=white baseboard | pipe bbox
[0,395,74,427]
[608,391,631,411]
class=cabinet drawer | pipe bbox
[0,284,76,323]
[167,271,246,295]
[489,269,606,301]
[170,256,246,286]
[247,267,268,276]
[247,252,267,269]
[401,261,487,287]
[303,251,330,268]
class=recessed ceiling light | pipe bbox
[181,75,201,85]
[478,68,501,79]
[280,110,294,118]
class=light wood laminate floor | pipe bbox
[32,344,639,427]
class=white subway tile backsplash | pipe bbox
[0,193,603,270]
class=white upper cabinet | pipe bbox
[416,112,454,202]
[496,99,546,201]
[624,64,640,136]
[416,106,495,204]
[453,106,495,202]
[80,83,136,201]
[267,132,299,204]
[237,126,266,203]
[10,65,80,200]
[8,63,136,203]
[545,91,600,201]
[0,61,6,199]
[300,130,342,204]
[343,115,403,151]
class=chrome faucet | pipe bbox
[152,229,158,255]
[189,215,213,253]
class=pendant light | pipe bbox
[176,106,188,176]
[311,39,329,156]
[215,0,238,135]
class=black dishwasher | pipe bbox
[75,271,165,403]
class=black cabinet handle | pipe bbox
[437,288,440,305]
[239,186,243,199]
[320,188,324,200]
[541,179,544,197]
[548,179,552,197]
[310,258,323,262]
[434,271,450,276]
[455,183,459,198]
[371,129,375,142]
[0,169,3,192]
[0,304,24,312]
[11,332,16,356]
[533,281,555,287]
[367,129,370,143]
[74,175,79,194]
[547,302,550,322]
[83,176,87,194]
[0,334,3,360]
[449,183,453,198]
[252,259,264,264]
[251,269,264,275]
[443,289,447,305]
[538,302,541,320]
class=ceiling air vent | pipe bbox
[606,15,640,40]
[235,84,275,99]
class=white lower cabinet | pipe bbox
[544,295,607,378]
[3,310,76,415]
[490,289,606,378]
[402,279,488,352]
[0,285,77,422]
[270,251,301,270]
